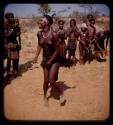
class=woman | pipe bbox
[67,19,79,61]
[33,15,66,105]
[5,12,21,77]
[78,23,89,64]
[56,19,67,58]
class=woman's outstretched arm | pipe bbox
[32,32,41,63]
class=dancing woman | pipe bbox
[33,15,66,105]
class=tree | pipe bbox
[38,4,51,15]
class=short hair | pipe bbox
[5,12,14,19]
[81,23,87,29]
[87,14,94,19]
[43,14,53,26]
[58,19,65,24]
[70,19,76,25]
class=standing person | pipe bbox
[14,18,21,74]
[96,31,106,58]
[67,19,79,61]
[55,19,67,65]
[95,30,109,61]
[14,18,21,50]
[78,23,89,64]
[32,15,66,105]
[86,14,94,26]
[5,12,21,78]
[104,30,110,56]
[87,18,97,63]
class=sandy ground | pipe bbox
[3,46,110,121]
[3,20,110,120]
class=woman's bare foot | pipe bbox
[59,95,66,106]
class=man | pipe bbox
[87,18,97,63]
[95,30,110,61]
[86,14,94,26]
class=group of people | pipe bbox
[4,12,109,106]
[54,14,109,64]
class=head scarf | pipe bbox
[81,23,87,29]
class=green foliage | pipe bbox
[38,4,51,15]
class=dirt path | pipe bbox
[4,49,109,120]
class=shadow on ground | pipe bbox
[47,81,76,100]
[4,60,38,87]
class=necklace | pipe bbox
[42,28,51,38]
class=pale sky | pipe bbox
[4,4,110,17]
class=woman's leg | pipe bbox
[6,58,11,75]
[79,43,84,64]
[13,59,19,75]
[43,67,49,99]
[49,63,63,95]
[72,50,76,59]
[49,63,61,92]
[49,62,66,105]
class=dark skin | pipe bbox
[67,20,79,60]
[14,19,21,49]
[33,17,63,102]
[5,14,20,76]
[78,27,89,64]
[96,30,110,57]
[88,20,96,43]
[87,19,104,61]
[86,14,94,26]
[56,20,67,58]
[87,19,103,51]
[104,30,110,56]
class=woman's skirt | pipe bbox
[7,42,19,60]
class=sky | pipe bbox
[4,4,110,18]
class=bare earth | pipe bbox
[4,49,110,121]
[4,18,110,120]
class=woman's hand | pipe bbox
[47,60,52,66]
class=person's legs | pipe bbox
[67,50,71,60]
[6,58,11,76]
[8,49,19,76]
[105,37,109,56]
[49,63,59,84]
[72,42,77,60]
[43,67,49,99]
[16,59,19,72]
[72,50,76,60]
[49,62,61,92]
[79,43,84,64]
[12,59,19,77]
[49,62,66,105]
